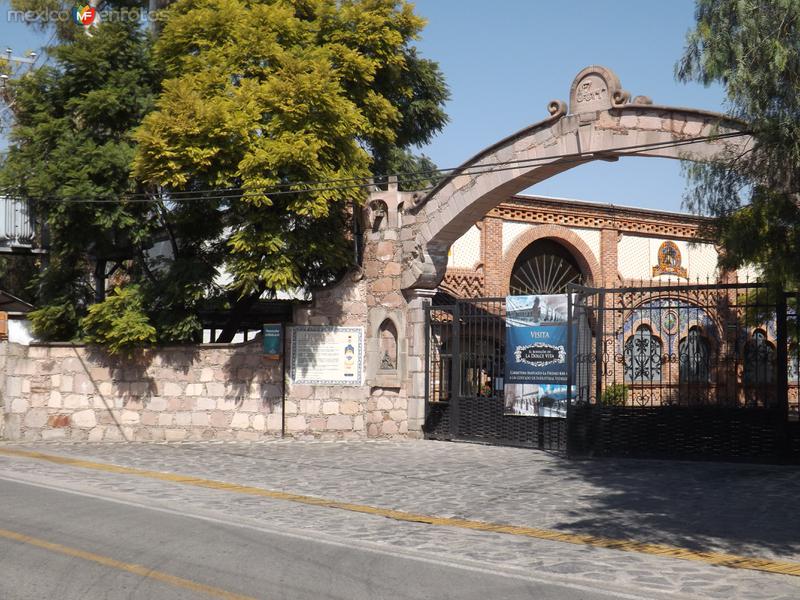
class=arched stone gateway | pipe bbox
[291,65,756,439]
[399,65,752,292]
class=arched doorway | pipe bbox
[509,239,584,295]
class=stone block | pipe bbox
[286,415,307,432]
[367,423,379,437]
[309,417,326,430]
[192,412,210,427]
[199,368,214,382]
[164,428,186,442]
[41,428,66,441]
[71,410,97,429]
[185,383,203,397]
[61,357,83,373]
[322,401,339,415]
[371,278,394,293]
[252,414,266,431]
[353,414,365,431]
[342,386,366,401]
[381,420,399,435]
[23,408,48,428]
[175,412,192,427]
[283,400,298,415]
[158,413,173,426]
[73,374,94,394]
[60,375,74,393]
[290,385,313,399]
[195,397,216,411]
[340,401,360,415]
[381,293,404,309]
[300,399,320,415]
[147,396,167,411]
[210,411,229,427]
[141,411,158,426]
[230,412,251,429]
[266,414,282,431]
[206,382,226,397]
[326,414,352,430]
[236,431,260,441]
[376,397,393,411]
[47,414,70,428]
[162,382,183,396]
[120,410,140,425]
[61,394,87,409]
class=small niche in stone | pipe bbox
[379,319,398,370]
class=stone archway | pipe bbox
[500,224,603,295]
[399,65,752,291]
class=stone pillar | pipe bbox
[404,288,436,436]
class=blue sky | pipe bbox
[0,0,727,212]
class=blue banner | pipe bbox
[505,294,574,385]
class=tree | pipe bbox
[134,0,449,341]
[0,6,164,344]
[678,0,800,289]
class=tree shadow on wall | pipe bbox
[541,455,800,559]
[81,345,199,439]
[222,339,283,413]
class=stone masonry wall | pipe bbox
[2,340,284,442]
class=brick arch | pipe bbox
[500,225,602,295]
[399,65,752,291]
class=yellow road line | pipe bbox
[2,447,799,578]
[0,527,258,600]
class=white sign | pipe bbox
[290,326,364,386]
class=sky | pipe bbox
[0,0,728,213]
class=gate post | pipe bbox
[450,302,461,438]
[777,291,789,456]
[423,300,431,426]
[595,290,605,405]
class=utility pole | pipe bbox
[1,47,39,134]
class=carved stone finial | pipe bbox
[547,100,567,118]
[632,95,653,105]
[568,66,625,114]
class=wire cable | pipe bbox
[6,129,752,204]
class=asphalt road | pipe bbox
[0,477,651,600]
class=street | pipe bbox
[0,477,651,600]
[0,440,798,599]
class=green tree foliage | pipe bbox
[81,285,157,353]
[0,8,161,348]
[678,0,800,289]
[1,0,447,350]
[134,0,448,341]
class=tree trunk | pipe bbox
[214,290,262,343]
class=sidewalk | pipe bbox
[0,439,798,599]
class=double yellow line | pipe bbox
[2,447,800,579]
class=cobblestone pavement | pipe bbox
[0,439,798,599]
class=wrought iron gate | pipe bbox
[424,284,800,462]
[424,297,567,451]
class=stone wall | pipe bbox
[2,341,284,442]
[1,325,412,441]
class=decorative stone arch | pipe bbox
[400,65,753,291]
[500,224,602,295]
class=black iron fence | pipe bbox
[424,283,800,462]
